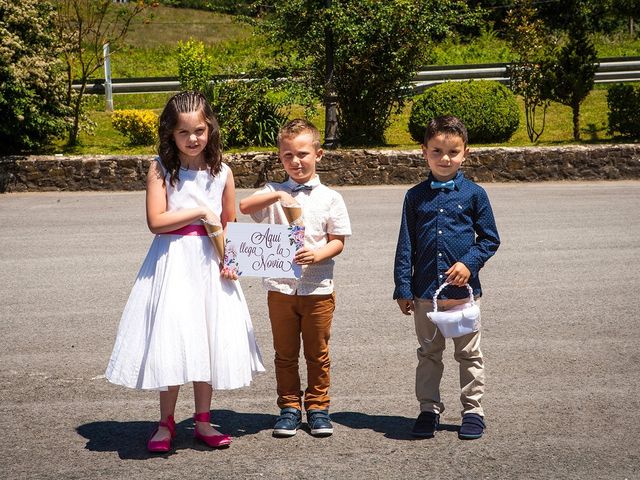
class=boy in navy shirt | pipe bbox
[393,115,500,439]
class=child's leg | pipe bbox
[453,328,484,417]
[193,381,225,436]
[150,386,180,443]
[413,299,446,414]
[299,293,335,411]
[268,291,304,410]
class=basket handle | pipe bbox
[431,282,475,312]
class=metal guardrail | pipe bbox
[411,57,640,93]
[73,57,640,95]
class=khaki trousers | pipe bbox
[413,298,485,417]
[267,290,335,411]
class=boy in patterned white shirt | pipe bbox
[239,119,351,438]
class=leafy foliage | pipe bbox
[0,0,71,153]
[258,0,483,146]
[607,84,640,138]
[408,81,520,144]
[177,39,214,92]
[111,109,158,145]
[205,79,288,148]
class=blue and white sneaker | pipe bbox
[273,407,302,437]
[307,409,334,437]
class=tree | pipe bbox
[613,0,640,33]
[258,0,482,146]
[545,2,598,141]
[54,0,148,146]
[505,0,553,143]
[0,0,71,153]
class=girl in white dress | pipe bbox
[105,91,264,453]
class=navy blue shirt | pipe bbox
[393,171,500,300]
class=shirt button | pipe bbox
[439,274,443,278]
[439,208,444,213]
[438,230,442,234]
[438,252,442,257]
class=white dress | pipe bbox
[105,160,264,391]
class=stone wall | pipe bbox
[1,144,639,193]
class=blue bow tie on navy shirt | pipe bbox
[430,179,456,190]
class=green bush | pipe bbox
[607,84,640,139]
[177,39,213,93]
[112,109,158,145]
[205,79,288,148]
[408,80,520,144]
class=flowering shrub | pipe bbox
[111,109,158,145]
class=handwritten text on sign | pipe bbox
[224,223,305,278]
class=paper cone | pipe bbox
[202,220,225,260]
[282,203,303,226]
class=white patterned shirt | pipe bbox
[249,176,352,295]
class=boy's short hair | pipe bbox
[424,115,469,146]
[278,118,321,149]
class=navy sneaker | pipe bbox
[458,413,485,440]
[412,411,440,438]
[307,409,334,437]
[273,407,302,437]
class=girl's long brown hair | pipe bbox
[158,91,222,186]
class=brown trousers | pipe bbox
[267,290,336,411]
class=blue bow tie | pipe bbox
[431,180,455,190]
[292,184,313,192]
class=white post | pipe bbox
[103,43,114,112]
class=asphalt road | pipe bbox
[1,181,639,479]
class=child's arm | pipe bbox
[239,190,296,215]
[393,193,416,310]
[145,161,216,233]
[220,168,237,227]
[455,191,501,284]
[294,234,345,265]
[220,169,238,280]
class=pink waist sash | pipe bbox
[161,224,207,236]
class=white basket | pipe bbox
[426,282,480,339]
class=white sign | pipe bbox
[224,223,305,278]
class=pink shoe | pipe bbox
[193,412,232,448]
[147,415,176,453]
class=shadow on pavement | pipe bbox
[77,410,276,459]
[331,411,414,440]
[332,412,461,440]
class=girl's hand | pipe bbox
[294,247,316,265]
[220,264,238,281]
[445,262,471,286]
[202,208,219,225]
[397,298,414,315]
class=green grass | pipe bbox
[106,6,275,78]
[429,30,640,66]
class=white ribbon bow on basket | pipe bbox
[426,282,481,340]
